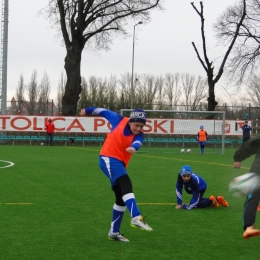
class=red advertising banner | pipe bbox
[0,116,251,136]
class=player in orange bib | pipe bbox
[79,107,152,242]
[197,125,208,155]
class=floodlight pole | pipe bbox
[130,21,142,109]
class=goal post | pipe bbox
[120,109,226,154]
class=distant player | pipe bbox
[175,165,229,210]
[242,120,252,143]
[197,125,208,155]
[45,118,55,146]
[79,107,152,242]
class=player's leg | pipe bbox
[115,175,140,218]
[108,184,129,242]
[116,174,153,231]
[99,156,152,232]
[200,143,205,154]
[196,190,212,208]
[99,156,129,241]
[110,185,126,233]
[50,134,53,146]
[197,198,212,208]
[243,186,260,239]
[46,133,49,146]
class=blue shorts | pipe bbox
[99,156,127,188]
[199,141,206,146]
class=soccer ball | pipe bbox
[40,142,44,146]
[229,172,260,198]
[181,149,185,153]
[187,149,191,153]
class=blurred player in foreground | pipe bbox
[175,165,229,210]
[79,107,152,242]
[233,136,260,239]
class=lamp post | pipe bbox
[131,21,142,109]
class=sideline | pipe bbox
[66,146,250,169]
[0,203,33,205]
[138,202,176,206]
[135,154,250,170]
[0,160,14,169]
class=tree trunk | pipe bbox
[62,46,82,116]
[207,83,218,112]
[207,68,218,112]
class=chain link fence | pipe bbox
[4,100,259,121]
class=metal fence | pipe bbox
[5,99,60,116]
[3,100,259,121]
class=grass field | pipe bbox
[0,145,259,260]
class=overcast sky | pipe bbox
[6,0,239,102]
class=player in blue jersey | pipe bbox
[242,120,252,143]
[175,165,229,209]
[79,107,152,242]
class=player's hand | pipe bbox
[234,162,242,169]
[175,205,182,209]
[79,109,86,116]
[126,147,136,155]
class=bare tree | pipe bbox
[118,73,132,108]
[154,75,165,110]
[214,0,260,83]
[164,73,181,110]
[181,73,195,111]
[78,77,89,110]
[27,70,39,115]
[191,0,246,112]
[136,74,158,109]
[191,75,208,111]
[45,0,161,115]
[247,75,260,106]
[56,71,66,115]
[38,72,51,115]
[106,75,118,111]
[15,74,25,113]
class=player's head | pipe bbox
[200,125,204,130]
[129,108,146,135]
[48,118,52,122]
[180,165,192,182]
[245,120,248,124]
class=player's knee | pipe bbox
[113,185,125,206]
[116,175,133,195]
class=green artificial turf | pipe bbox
[0,145,258,260]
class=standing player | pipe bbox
[79,107,152,242]
[242,120,252,143]
[45,118,55,146]
[175,165,229,209]
[233,136,260,239]
[197,125,208,155]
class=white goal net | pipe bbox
[120,109,226,154]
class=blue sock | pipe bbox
[123,193,141,218]
[110,204,126,233]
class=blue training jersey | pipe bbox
[176,173,207,209]
[242,125,252,139]
[84,107,144,151]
